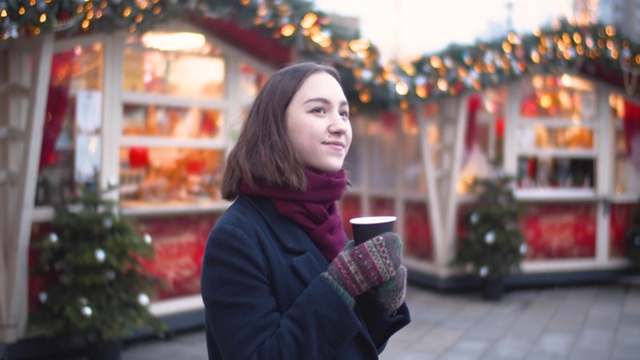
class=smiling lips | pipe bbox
[323,140,346,151]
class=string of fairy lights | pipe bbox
[2,0,640,110]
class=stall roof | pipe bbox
[2,0,640,109]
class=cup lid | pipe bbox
[349,216,397,225]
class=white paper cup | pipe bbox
[349,216,397,245]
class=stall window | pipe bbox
[458,91,505,194]
[612,95,640,195]
[368,112,399,190]
[36,43,104,206]
[119,31,229,206]
[514,75,597,190]
[122,41,225,99]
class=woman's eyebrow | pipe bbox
[303,97,330,105]
[303,97,349,108]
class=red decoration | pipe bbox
[134,214,217,300]
[464,95,482,164]
[39,52,73,171]
[129,147,150,168]
[495,117,505,138]
[622,100,640,167]
[403,201,433,260]
[185,159,205,175]
[380,111,398,132]
[521,97,538,117]
[520,203,596,259]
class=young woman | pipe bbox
[200,62,410,359]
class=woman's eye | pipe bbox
[340,110,350,118]
[312,107,327,114]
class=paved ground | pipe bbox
[121,282,640,360]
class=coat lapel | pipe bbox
[241,195,330,283]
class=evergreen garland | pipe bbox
[2,1,639,110]
[454,168,527,280]
[29,175,166,344]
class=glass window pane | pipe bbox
[119,147,224,203]
[122,104,223,140]
[520,75,595,121]
[613,96,640,195]
[122,46,224,99]
[368,116,398,190]
[36,43,104,206]
[516,156,595,189]
[238,62,269,103]
[401,112,424,193]
[343,115,367,187]
[517,124,594,150]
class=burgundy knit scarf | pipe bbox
[239,169,348,261]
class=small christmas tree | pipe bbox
[29,175,166,347]
[454,168,527,297]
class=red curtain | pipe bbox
[623,99,640,173]
[39,51,73,171]
[462,94,481,167]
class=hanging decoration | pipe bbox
[2,0,640,110]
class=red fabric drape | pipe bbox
[39,52,73,171]
[623,100,640,152]
[462,94,481,167]
[623,100,640,173]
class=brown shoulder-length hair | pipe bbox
[220,62,343,200]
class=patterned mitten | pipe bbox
[322,232,402,307]
[368,265,407,317]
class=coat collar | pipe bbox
[239,195,327,259]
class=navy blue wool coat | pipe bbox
[201,195,410,359]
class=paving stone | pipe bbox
[120,283,640,360]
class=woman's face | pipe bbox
[286,72,352,173]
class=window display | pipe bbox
[515,75,598,191]
[119,147,224,204]
[368,112,399,190]
[612,95,640,195]
[402,112,426,194]
[122,104,222,139]
[118,32,248,208]
[122,44,225,99]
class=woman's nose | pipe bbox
[328,113,348,134]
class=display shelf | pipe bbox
[149,294,203,317]
[120,199,231,216]
[521,257,629,273]
[366,189,397,197]
[120,136,225,149]
[514,187,597,201]
[610,194,640,204]
[121,92,227,109]
[516,149,597,158]
[402,192,430,202]
[513,75,601,192]
[519,117,597,127]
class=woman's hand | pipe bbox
[367,265,407,317]
[322,232,402,307]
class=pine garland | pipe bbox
[2,1,639,110]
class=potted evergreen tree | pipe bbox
[454,168,527,301]
[29,175,166,360]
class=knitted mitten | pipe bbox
[367,265,407,317]
[322,232,402,307]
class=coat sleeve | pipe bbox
[201,222,365,360]
[358,300,411,352]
